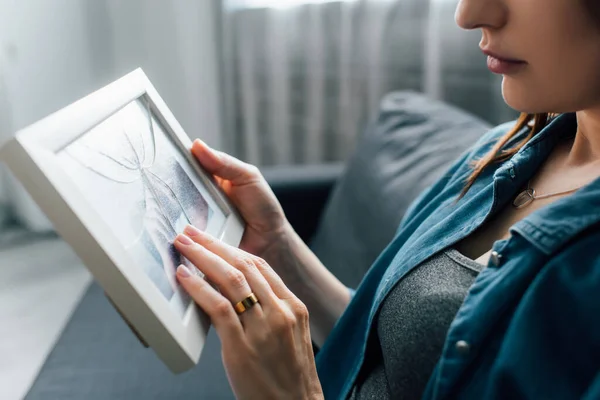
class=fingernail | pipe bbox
[177,264,192,278]
[195,139,209,149]
[184,225,202,237]
[176,234,194,245]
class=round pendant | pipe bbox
[513,188,535,209]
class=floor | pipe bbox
[0,228,91,400]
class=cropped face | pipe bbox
[455,0,600,114]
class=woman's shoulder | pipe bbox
[480,120,518,142]
[466,120,520,162]
[437,120,520,188]
[397,120,520,232]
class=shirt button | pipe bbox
[490,251,503,266]
[455,340,471,355]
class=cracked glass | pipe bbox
[56,97,226,318]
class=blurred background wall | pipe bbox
[221,0,518,165]
[0,0,518,228]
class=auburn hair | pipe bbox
[458,112,558,200]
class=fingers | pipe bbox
[247,254,296,301]
[174,233,267,313]
[175,265,245,339]
[182,225,294,301]
[191,139,262,186]
[184,225,276,302]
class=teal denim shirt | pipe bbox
[316,113,600,399]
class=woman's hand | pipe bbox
[174,225,323,400]
[191,140,287,258]
[191,140,351,346]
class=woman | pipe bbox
[173,0,600,398]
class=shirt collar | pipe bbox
[496,113,600,254]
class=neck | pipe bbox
[566,108,600,167]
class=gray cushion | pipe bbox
[310,91,492,288]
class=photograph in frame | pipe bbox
[56,97,227,319]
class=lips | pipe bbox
[481,49,525,63]
[481,48,527,74]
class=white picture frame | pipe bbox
[0,68,245,373]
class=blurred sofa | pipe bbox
[19,91,493,399]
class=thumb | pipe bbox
[191,139,260,185]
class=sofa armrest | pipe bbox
[260,163,344,244]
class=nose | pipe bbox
[455,0,507,30]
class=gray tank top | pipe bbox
[349,248,484,399]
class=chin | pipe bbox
[500,78,553,114]
[500,76,595,115]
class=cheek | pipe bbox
[501,53,600,114]
[499,0,600,113]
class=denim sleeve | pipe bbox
[582,373,600,400]
[478,238,600,399]
[396,184,434,233]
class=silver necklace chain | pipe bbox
[513,179,584,208]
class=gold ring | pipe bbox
[233,293,259,315]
